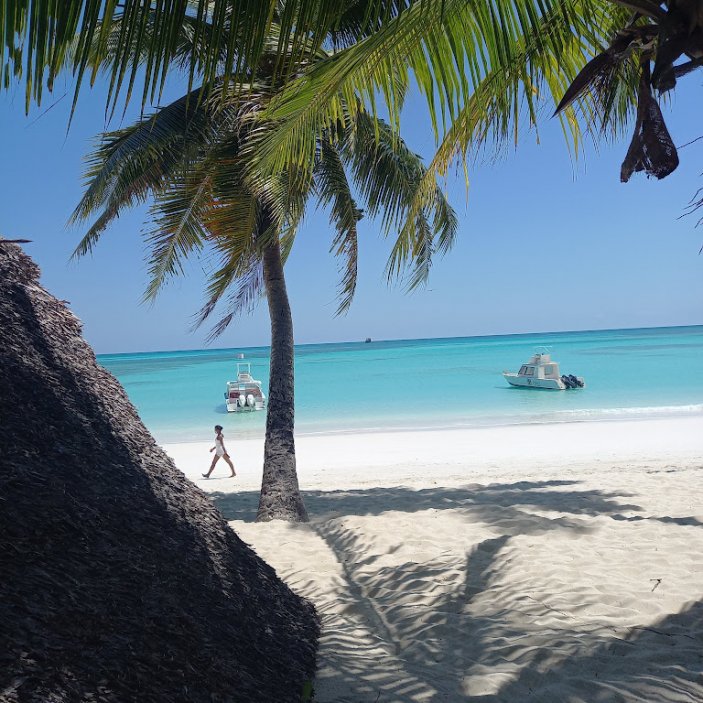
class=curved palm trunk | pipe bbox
[256,239,308,522]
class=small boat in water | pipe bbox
[224,363,266,412]
[503,349,585,390]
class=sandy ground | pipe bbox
[164,417,703,702]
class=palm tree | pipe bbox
[71,16,456,522]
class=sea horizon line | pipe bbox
[96,322,703,358]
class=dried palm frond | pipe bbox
[554,24,657,115]
[620,64,679,182]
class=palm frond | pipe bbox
[313,137,363,314]
[2,0,401,114]
[188,141,270,335]
[256,0,611,183]
[144,119,253,302]
[342,111,422,231]
[681,187,703,229]
[243,120,313,246]
[143,158,218,301]
[604,0,664,20]
[71,88,211,257]
[382,0,637,255]
[391,210,434,291]
[196,208,300,339]
[328,0,414,50]
[91,10,225,112]
[554,23,656,116]
[620,64,678,182]
[200,259,264,341]
[195,243,264,338]
[384,180,458,290]
[343,111,457,290]
[202,133,259,237]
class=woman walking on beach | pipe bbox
[203,425,236,478]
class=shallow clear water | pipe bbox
[98,326,703,444]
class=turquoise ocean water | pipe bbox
[98,326,703,444]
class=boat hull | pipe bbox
[226,400,265,412]
[503,373,565,390]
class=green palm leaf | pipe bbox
[199,259,264,341]
[70,87,211,256]
[196,216,299,340]
[313,137,363,314]
[2,0,413,113]
[380,0,637,256]
[343,111,457,290]
[256,0,609,184]
[143,159,217,300]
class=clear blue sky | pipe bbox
[1,71,701,354]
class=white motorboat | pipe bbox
[503,349,585,390]
[224,363,266,412]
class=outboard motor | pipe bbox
[561,374,584,389]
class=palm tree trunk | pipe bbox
[256,238,308,522]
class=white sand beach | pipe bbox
[164,416,703,702]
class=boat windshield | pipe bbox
[518,365,528,375]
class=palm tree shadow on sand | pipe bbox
[210,479,693,529]
[210,481,703,702]
[311,525,702,700]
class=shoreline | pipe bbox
[163,415,702,491]
[152,403,703,446]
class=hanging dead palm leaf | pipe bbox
[554,2,703,186]
[620,64,679,182]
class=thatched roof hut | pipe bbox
[0,242,319,702]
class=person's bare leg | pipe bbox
[203,455,219,478]
[223,454,236,477]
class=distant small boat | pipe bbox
[364,337,372,343]
[503,349,585,390]
[224,363,266,412]
[236,353,245,359]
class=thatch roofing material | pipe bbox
[0,243,319,702]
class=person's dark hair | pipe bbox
[215,425,223,432]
